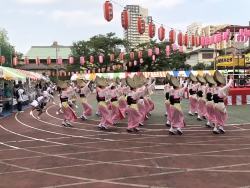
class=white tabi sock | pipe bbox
[167,120,171,125]
[206,122,210,125]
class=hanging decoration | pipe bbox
[191,35,195,47]
[196,35,201,47]
[121,9,130,29]
[184,34,189,46]
[169,29,176,44]
[178,32,183,46]
[179,46,183,53]
[110,54,114,61]
[148,21,156,38]
[98,55,103,63]
[52,72,55,76]
[140,58,143,64]
[138,50,142,58]
[158,25,165,41]
[209,36,214,45]
[47,57,51,65]
[152,55,155,61]
[57,57,62,65]
[107,67,110,72]
[80,56,85,65]
[98,68,100,73]
[205,36,209,46]
[103,1,113,22]
[0,56,5,64]
[68,72,70,76]
[166,45,170,57]
[63,72,66,76]
[90,55,94,63]
[201,36,205,47]
[172,44,177,51]
[88,70,91,74]
[59,72,62,76]
[123,63,126,68]
[13,57,18,66]
[80,71,82,75]
[71,72,74,76]
[119,53,123,61]
[137,17,146,34]
[24,57,29,65]
[155,47,159,55]
[112,65,116,70]
[69,57,74,64]
[101,68,105,72]
[76,71,79,75]
[134,60,137,66]
[36,57,40,66]
[148,49,152,56]
[130,52,134,59]
[128,61,132,66]
[117,64,121,69]
[92,69,95,73]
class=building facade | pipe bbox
[123,5,152,51]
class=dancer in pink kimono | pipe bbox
[212,73,233,134]
[168,76,188,135]
[164,81,172,126]
[78,80,92,120]
[136,84,148,126]
[188,75,200,116]
[196,75,208,121]
[118,85,129,116]
[110,83,125,124]
[205,83,216,128]
[60,82,78,127]
[96,81,114,130]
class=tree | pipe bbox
[192,61,215,70]
[67,32,129,73]
[125,40,187,72]
[0,28,22,67]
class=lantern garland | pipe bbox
[137,17,145,35]
[103,1,113,22]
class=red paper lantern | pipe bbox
[69,57,74,64]
[101,68,105,72]
[196,35,201,47]
[52,72,55,76]
[119,53,123,61]
[137,17,145,34]
[184,34,189,46]
[134,60,137,66]
[148,22,156,38]
[140,58,143,64]
[47,57,51,65]
[0,56,5,64]
[152,55,155,61]
[110,54,114,61]
[112,65,116,70]
[98,68,100,73]
[178,32,183,46]
[128,62,132,67]
[68,72,70,76]
[155,47,159,55]
[158,25,165,41]
[123,63,126,68]
[98,56,103,63]
[59,72,62,76]
[63,72,66,76]
[138,50,142,58]
[117,64,121,69]
[24,57,29,65]
[148,49,152,56]
[80,56,85,65]
[71,72,74,76]
[191,35,195,46]
[169,29,176,44]
[92,69,95,73]
[103,1,113,22]
[36,57,40,66]
[13,57,18,66]
[121,9,130,29]
[130,52,134,59]
[90,56,94,63]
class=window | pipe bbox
[202,53,213,59]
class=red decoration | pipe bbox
[128,62,132,67]
[184,34,189,46]
[98,68,100,73]
[80,56,85,65]
[36,57,40,66]
[92,69,95,73]
[68,72,70,76]
[123,63,126,68]
[117,64,121,69]
[59,72,62,76]
[169,29,176,44]
[130,52,134,59]
[24,57,29,65]
[47,72,51,76]
[57,57,62,65]
[112,65,116,70]
[52,72,55,76]
[138,50,142,58]
[69,57,74,64]
[47,57,51,65]
[178,32,183,46]
[101,68,105,72]
[155,48,159,55]
[121,9,130,29]
[63,72,66,76]
[110,54,114,61]
[119,53,123,61]
[196,35,201,47]
[0,56,5,64]
[103,1,113,22]
[137,17,145,34]
[90,56,94,63]
[13,57,18,66]
[191,35,195,46]
[158,25,165,41]
[148,22,156,38]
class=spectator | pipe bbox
[4,83,11,98]
[15,84,25,113]
[0,84,3,116]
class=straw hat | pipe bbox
[76,79,85,87]
[126,76,136,89]
[133,74,140,83]
[205,74,216,85]
[170,75,180,88]
[116,77,120,84]
[95,76,106,87]
[57,80,67,89]
[139,73,146,83]
[197,74,206,84]
[122,78,127,86]
[166,73,171,82]
[214,70,226,84]
[189,73,198,82]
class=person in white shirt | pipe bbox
[15,84,25,113]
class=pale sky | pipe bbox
[1,0,250,55]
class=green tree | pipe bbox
[125,40,187,72]
[67,32,129,73]
[192,62,215,70]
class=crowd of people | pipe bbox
[23,70,232,135]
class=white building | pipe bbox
[123,5,152,51]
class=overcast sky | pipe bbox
[1,0,250,55]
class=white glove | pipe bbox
[108,83,114,89]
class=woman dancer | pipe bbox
[196,75,208,121]
[164,77,172,126]
[169,75,188,135]
[188,73,200,116]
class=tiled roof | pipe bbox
[188,48,215,54]
[18,63,56,70]
[23,46,71,59]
